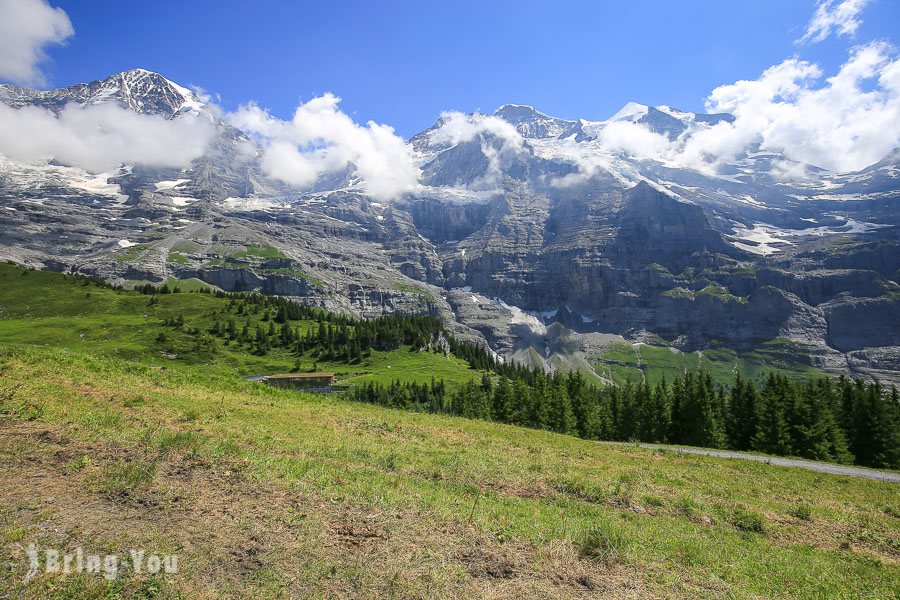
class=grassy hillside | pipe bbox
[0,345,898,599]
[0,264,475,387]
[0,264,825,393]
[594,339,822,388]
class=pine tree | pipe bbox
[669,377,684,443]
[528,376,551,430]
[593,393,615,441]
[548,376,576,435]
[726,372,757,450]
[648,379,671,443]
[853,381,900,468]
[616,381,637,441]
[492,377,514,423]
[635,380,654,442]
[510,379,531,426]
[753,373,792,455]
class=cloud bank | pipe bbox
[703,41,900,172]
[0,0,73,86]
[228,94,418,202]
[592,41,900,175]
[798,0,872,45]
[426,111,528,190]
[0,102,216,171]
[428,111,525,151]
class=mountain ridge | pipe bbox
[1,68,898,383]
[0,68,209,118]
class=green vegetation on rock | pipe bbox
[167,252,189,265]
[393,282,433,299]
[114,243,149,262]
[695,284,748,303]
[233,244,288,260]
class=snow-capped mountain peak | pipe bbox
[610,101,649,122]
[78,68,207,117]
[0,68,209,120]
[493,103,576,139]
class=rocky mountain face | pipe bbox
[0,69,201,116]
[1,70,898,382]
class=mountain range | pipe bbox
[1,69,898,383]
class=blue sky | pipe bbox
[14,0,900,137]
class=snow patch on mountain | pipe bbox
[731,217,892,255]
[0,156,127,199]
[155,179,189,191]
[219,196,283,212]
[611,102,649,121]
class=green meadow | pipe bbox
[0,264,475,387]
[0,263,897,598]
[0,346,897,598]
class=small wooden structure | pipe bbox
[248,373,336,393]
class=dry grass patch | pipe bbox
[0,420,658,599]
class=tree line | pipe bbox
[352,370,900,469]
[160,291,449,361]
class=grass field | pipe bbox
[594,340,822,388]
[0,345,897,598]
[0,264,476,387]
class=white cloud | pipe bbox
[599,120,671,158]
[0,0,73,86]
[427,111,528,190]
[546,139,639,188]
[703,42,900,172]
[580,42,900,175]
[798,0,872,45]
[0,102,216,171]
[228,94,418,201]
[554,1,896,177]
[428,111,525,151]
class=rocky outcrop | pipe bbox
[825,297,900,352]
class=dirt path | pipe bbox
[597,441,900,483]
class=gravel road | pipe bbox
[597,441,900,483]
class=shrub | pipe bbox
[578,522,629,564]
[731,508,767,533]
[790,504,812,521]
[676,496,697,519]
[62,455,91,475]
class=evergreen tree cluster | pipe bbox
[136,282,215,295]
[352,368,900,469]
[186,292,448,359]
[352,378,449,413]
